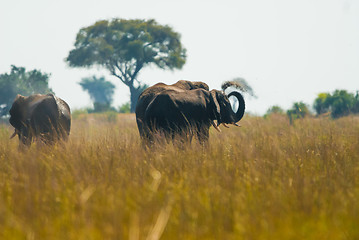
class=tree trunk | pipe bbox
[129,85,141,113]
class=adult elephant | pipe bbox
[141,85,245,146]
[9,93,71,147]
[135,80,209,142]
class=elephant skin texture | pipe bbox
[9,93,71,147]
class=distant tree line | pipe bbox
[1,64,358,120]
[313,90,359,118]
[266,89,359,123]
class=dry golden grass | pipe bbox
[0,113,358,240]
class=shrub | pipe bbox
[119,102,131,113]
[264,105,284,119]
[287,101,311,124]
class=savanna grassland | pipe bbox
[0,113,358,240]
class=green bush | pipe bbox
[264,105,284,119]
[287,102,311,124]
[119,102,131,113]
[313,90,359,118]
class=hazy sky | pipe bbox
[1,0,358,114]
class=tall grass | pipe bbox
[0,113,358,239]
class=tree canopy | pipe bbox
[313,93,331,115]
[0,65,53,117]
[66,18,187,112]
[79,76,115,112]
[313,90,359,118]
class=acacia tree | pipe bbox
[66,18,187,112]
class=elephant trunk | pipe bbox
[227,91,245,123]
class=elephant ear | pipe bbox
[192,81,209,91]
[9,94,26,129]
[31,94,60,125]
[52,95,71,119]
[210,91,221,120]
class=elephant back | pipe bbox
[53,95,71,119]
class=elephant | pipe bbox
[135,80,209,143]
[136,80,245,146]
[9,93,71,147]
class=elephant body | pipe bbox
[145,89,214,144]
[136,80,245,146]
[9,93,71,147]
[135,80,209,143]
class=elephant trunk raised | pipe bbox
[227,91,245,123]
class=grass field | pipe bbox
[0,113,358,240]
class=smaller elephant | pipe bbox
[9,93,71,147]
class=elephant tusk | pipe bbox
[212,121,221,132]
[10,130,17,139]
[233,123,241,127]
[222,123,230,128]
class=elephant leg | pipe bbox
[143,132,155,148]
[18,131,33,149]
[142,123,162,148]
[138,124,150,148]
[39,131,55,145]
[31,114,54,145]
[41,125,57,145]
[58,115,71,141]
[136,118,146,139]
[196,126,210,147]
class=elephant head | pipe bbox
[209,90,245,130]
[9,94,71,147]
[9,95,31,145]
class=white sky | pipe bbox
[1,0,358,115]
